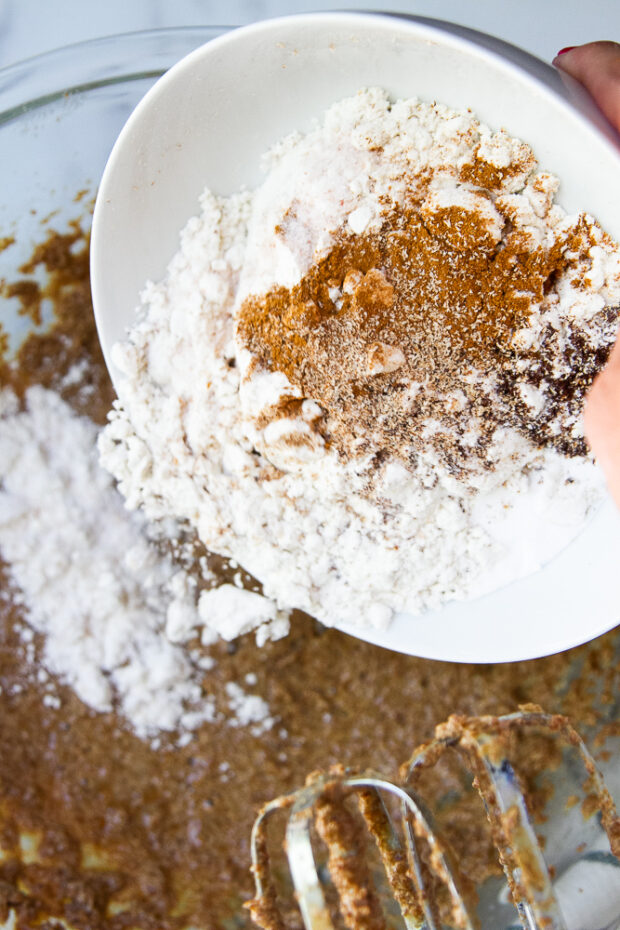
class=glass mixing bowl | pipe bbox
[1,28,620,930]
[0,27,226,353]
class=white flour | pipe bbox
[99,88,620,633]
[0,385,279,738]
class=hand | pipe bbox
[554,42,620,506]
[553,42,620,128]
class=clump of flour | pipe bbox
[99,88,620,632]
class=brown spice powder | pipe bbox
[237,197,616,475]
[0,226,113,421]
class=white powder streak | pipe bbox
[0,386,279,738]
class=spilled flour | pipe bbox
[0,385,282,738]
[100,88,620,632]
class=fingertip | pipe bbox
[552,44,578,69]
[550,41,620,131]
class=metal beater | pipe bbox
[248,709,620,930]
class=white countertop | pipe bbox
[1,0,619,69]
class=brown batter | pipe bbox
[0,220,618,929]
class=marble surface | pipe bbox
[0,0,619,69]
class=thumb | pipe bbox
[583,335,620,509]
[553,41,620,132]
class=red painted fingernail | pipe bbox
[557,46,577,55]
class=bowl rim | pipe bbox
[100,11,620,152]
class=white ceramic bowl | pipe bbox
[91,12,620,663]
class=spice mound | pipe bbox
[237,203,612,475]
[100,88,620,631]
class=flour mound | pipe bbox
[0,386,282,737]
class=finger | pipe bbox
[583,335,620,507]
[553,41,620,132]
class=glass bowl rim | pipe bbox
[0,26,232,125]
